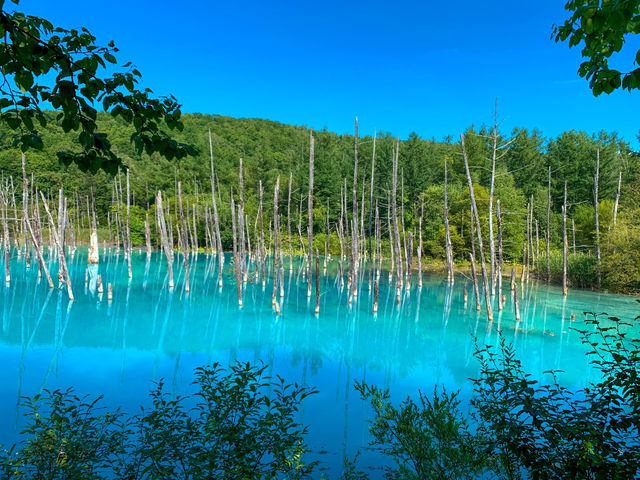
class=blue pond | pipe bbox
[1,248,638,475]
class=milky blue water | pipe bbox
[1,248,638,476]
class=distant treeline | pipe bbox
[0,112,638,292]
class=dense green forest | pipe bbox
[1,112,639,292]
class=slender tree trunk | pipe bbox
[547,166,551,284]
[307,131,314,298]
[572,218,576,254]
[496,200,504,311]
[144,214,152,256]
[562,181,568,296]
[156,191,174,288]
[488,104,498,296]
[350,118,359,301]
[514,282,521,321]
[126,170,132,278]
[315,248,320,315]
[287,172,293,271]
[418,200,423,288]
[208,129,224,288]
[178,182,190,293]
[444,158,454,284]
[238,158,246,282]
[469,253,481,312]
[272,176,280,307]
[392,139,403,303]
[368,129,376,257]
[1,185,11,284]
[21,153,31,268]
[25,199,54,288]
[231,194,242,306]
[613,170,622,229]
[594,149,601,289]
[40,191,73,300]
[461,134,493,321]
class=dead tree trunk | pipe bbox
[272,176,280,307]
[562,181,568,296]
[25,199,54,288]
[461,134,493,321]
[231,194,242,306]
[469,253,481,312]
[21,153,31,268]
[315,248,320,315]
[496,200,504,311]
[307,131,314,298]
[208,129,224,288]
[350,118,359,300]
[444,158,454,284]
[287,172,293,271]
[156,191,174,289]
[368,129,376,258]
[613,170,622,229]
[238,158,246,282]
[594,149,601,289]
[488,105,498,296]
[392,139,403,303]
[1,185,11,284]
[546,166,551,284]
[178,181,190,293]
[259,181,266,287]
[88,193,99,264]
[418,200,423,288]
[40,191,73,300]
[144,214,152,256]
[126,170,132,278]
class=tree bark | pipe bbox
[178,182,190,293]
[208,129,224,288]
[307,131,314,298]
[156,191,174,288]
[562,181,568,296]
[40,191,73,300]
[461,134,493,321]
[546,166,551,284]
[613,170,622,229]
[444,158,454,284]
[594,149,601,289]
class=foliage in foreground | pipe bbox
[2,314,639,479]
[354,312,640,479]
[0,363,316,480]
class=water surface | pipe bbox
[1,248,638,475]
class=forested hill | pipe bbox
[1,112,639,291]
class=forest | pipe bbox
[1,111,639,293]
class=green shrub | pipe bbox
[535,250,597,289]
[1,363,316,480]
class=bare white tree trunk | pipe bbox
[178,181,190,293]
[562,181,568,296]
[155,191,174,289]
[307,131,314,298]
[461,135,493,321]
[40,191,73,300]
[594,149,601,289]
[444,158,454,284]
[613,170,622,229]
[208,130,224,288]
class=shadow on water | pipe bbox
[0,247,638,475]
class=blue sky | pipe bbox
[16,1,640,146]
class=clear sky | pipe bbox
[15,1,640,146]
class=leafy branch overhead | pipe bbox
[0,0,197,174]
[554,0,640,95]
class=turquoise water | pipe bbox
[1,248,639,475]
